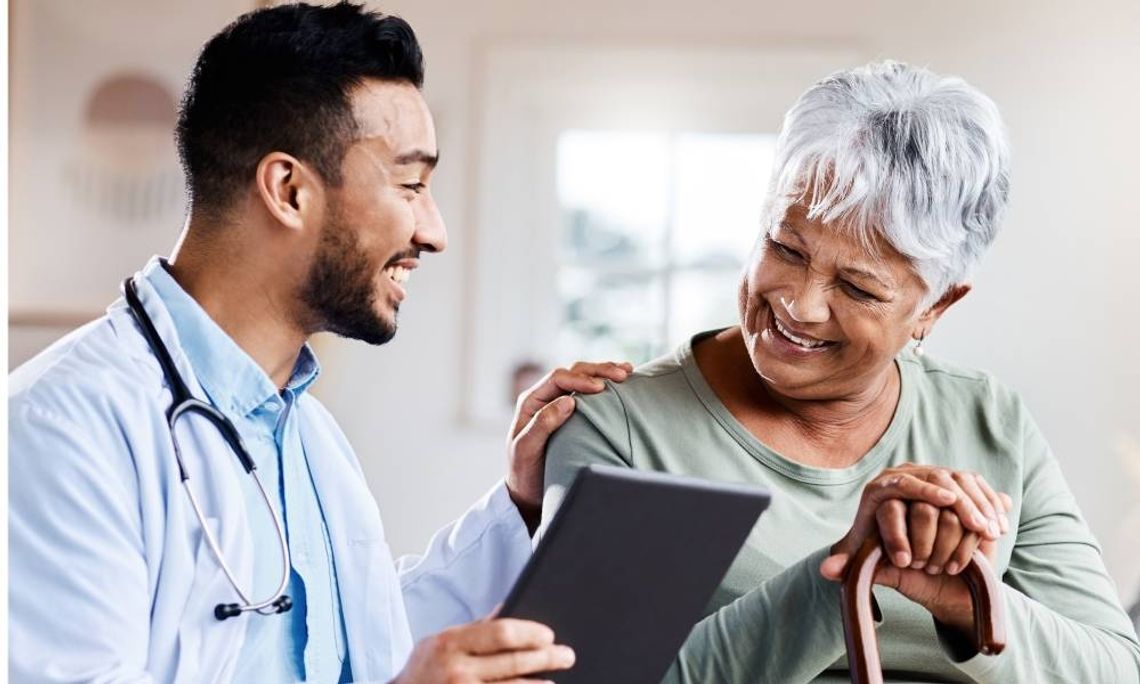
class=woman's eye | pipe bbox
[768,238,804,263]
[401,182,426,194]
[842,281,877,301]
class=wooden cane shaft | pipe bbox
[841,539,1006,684]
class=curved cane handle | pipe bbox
[840,539,1006,684]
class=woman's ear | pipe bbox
[255,152,322,232]
[914,283,972,337]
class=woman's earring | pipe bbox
[913,331,926,357]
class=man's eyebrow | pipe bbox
[394,149,439,168]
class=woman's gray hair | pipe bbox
[768,61,1010,306]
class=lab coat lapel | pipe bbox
[113,267,256,679]
[298,405,414,682]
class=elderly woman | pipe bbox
[542,62,1140,682]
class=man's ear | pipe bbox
[254,152,322,232]
[914,283,972,338]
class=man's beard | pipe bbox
[301,206,397,346]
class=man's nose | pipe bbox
[414,194,448,253]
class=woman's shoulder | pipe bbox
[902,352,1019,398]
[571,349,697,423]
[900,352,1035,439]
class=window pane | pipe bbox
[672,133,777,269]
[668,268,743,346]
[557,130,669,268]
[557,267,665,364]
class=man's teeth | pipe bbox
[384,266,410,285]
[774,317,827,348]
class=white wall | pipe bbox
[10,0,1140,598]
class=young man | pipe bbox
[8,4,630,682]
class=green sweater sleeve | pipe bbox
[662,545,848,683]
[542,386,851,683]
[540,383,634,538]
[939,399,1140,682]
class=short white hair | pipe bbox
[767,61,1011,306]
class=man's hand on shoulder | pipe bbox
[506,361,633,532]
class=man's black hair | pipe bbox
[175,2,424,216]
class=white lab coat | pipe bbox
[8,264,532,683]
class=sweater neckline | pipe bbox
[676,330,916,485]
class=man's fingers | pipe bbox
[567,361,633,381]
[511,367,622,436]
[453,619,556,655]
[513,397,575,457]
[473,645,576,680]
[907,502,939,569]
[876,499,911,567]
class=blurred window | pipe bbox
[555,130,777,364]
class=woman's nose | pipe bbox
[782,281,830,323]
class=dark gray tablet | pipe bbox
[500,464,771,683]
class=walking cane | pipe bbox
[840,539,1006,684]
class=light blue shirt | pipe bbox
[147,263,349,682]
[9,256,533,683]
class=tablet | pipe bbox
[500,464,771,683]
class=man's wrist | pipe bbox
[507,486,542,535]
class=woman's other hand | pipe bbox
[820,464,1013,636]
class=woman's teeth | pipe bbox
[774,317,828,349]
[384,266,410,285]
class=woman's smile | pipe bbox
[763,308,840,356]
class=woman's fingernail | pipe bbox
[988,520,999,537]
[973,513,989,529]
[926,564,941,575]
[911,560,926,570]
[895,552,911,567]
[1000,514,1010,533]
[946,561,960,575]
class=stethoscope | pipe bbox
[122,276,293,621]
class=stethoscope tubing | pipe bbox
[123,276,294,620]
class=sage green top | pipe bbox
[541,333,1140,683]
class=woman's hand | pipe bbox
[820,464,1013,636]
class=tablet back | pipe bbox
[501,464,771,683]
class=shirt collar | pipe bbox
[141,256,321,416]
